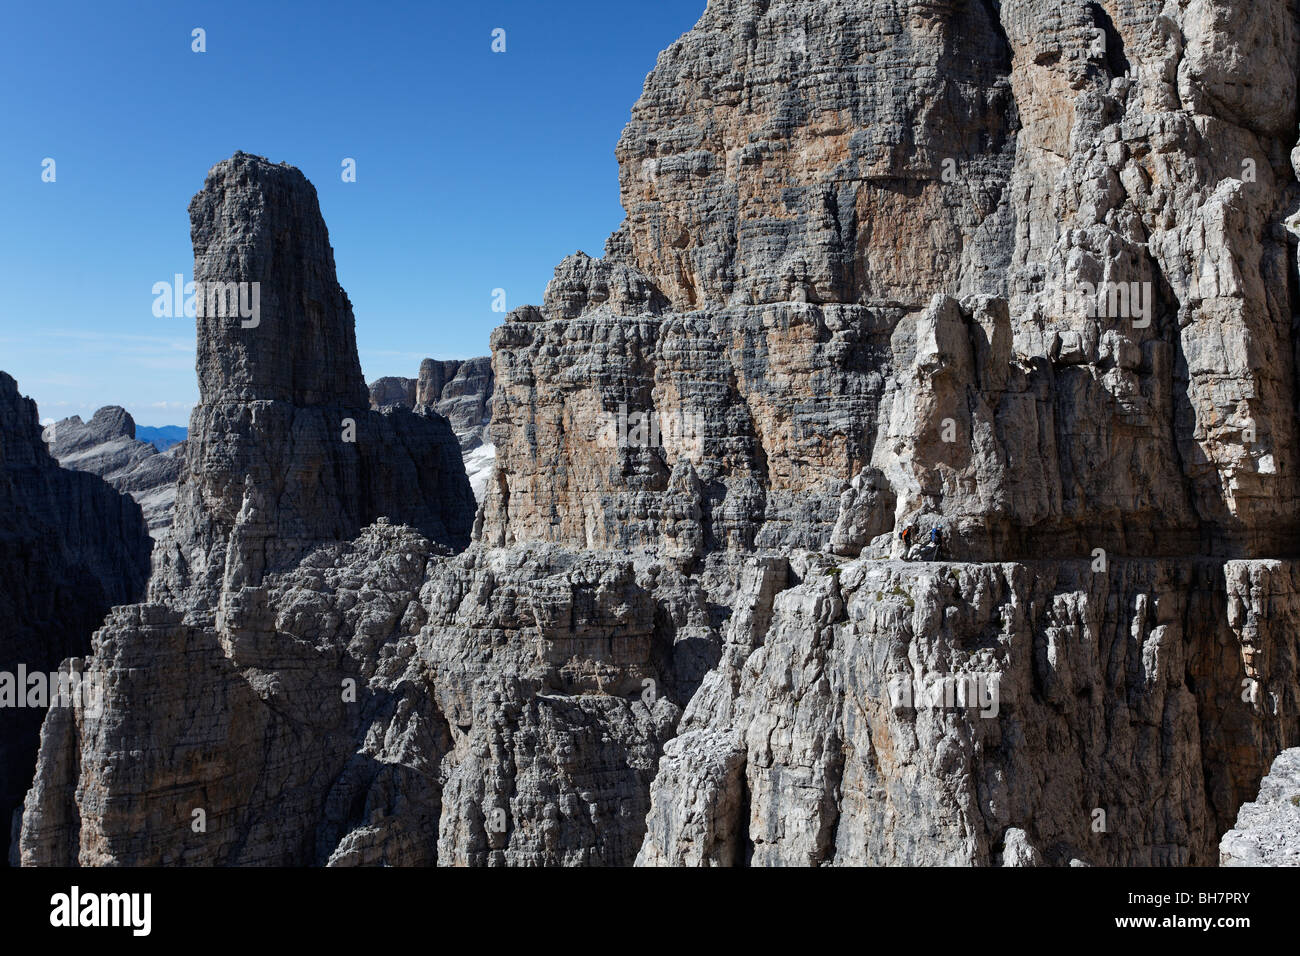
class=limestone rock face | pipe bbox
[369,356,495,455]
[1220,748,1300,866]
[0,373,151,865]
[415,360,463,409]
[190,153,368,408]
[368,376,417,410]
[17,0,1300,868]
[371,356,497,501]
[423,357,496,502]
[150,153,476,614]
[14,154,476,866]
[639,554,1298,866]
[482,0,1300,561]
[477,0,1300,865]
[19,524,449,866]
[422,357,494,453]
[48,406,184,537]
[15,527,723,866]
[611,1,1016,312]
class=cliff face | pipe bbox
[0,373,151,865]
[370,357,496,500]
[368,358,495,453]
[15,0,1300,867]
[367,376,417,411]
[417,356,494,455]
[483,0,1300,562]
[638,556,1299,865]
[17,531,710,865]
[48,406,184,537]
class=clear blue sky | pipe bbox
[0,0,705,426]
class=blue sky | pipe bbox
[0,0,705,426]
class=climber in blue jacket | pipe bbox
[923,526,944,561]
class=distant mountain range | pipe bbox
[133,424,187,451]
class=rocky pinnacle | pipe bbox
[150,152,476,614]
[190,152,368,407]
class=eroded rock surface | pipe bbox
[367,376,417,411]
[150,152,476,615]
[482,0,1300,561]
[48,406,184,537]
[370,356,496,501]
[16,525,723,866]
[1220,748,1300,866]
[17,0,1300,867]
[0,373,151,865]
[640,554,1299,866]
[420,357,494,454]
[14,153,478,865]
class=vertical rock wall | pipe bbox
[0,372,151,865]
[14,1,1300,867]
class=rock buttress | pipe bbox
[0,372,150,865]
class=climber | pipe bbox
[924,526,945,562]
[900,525,914,560]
